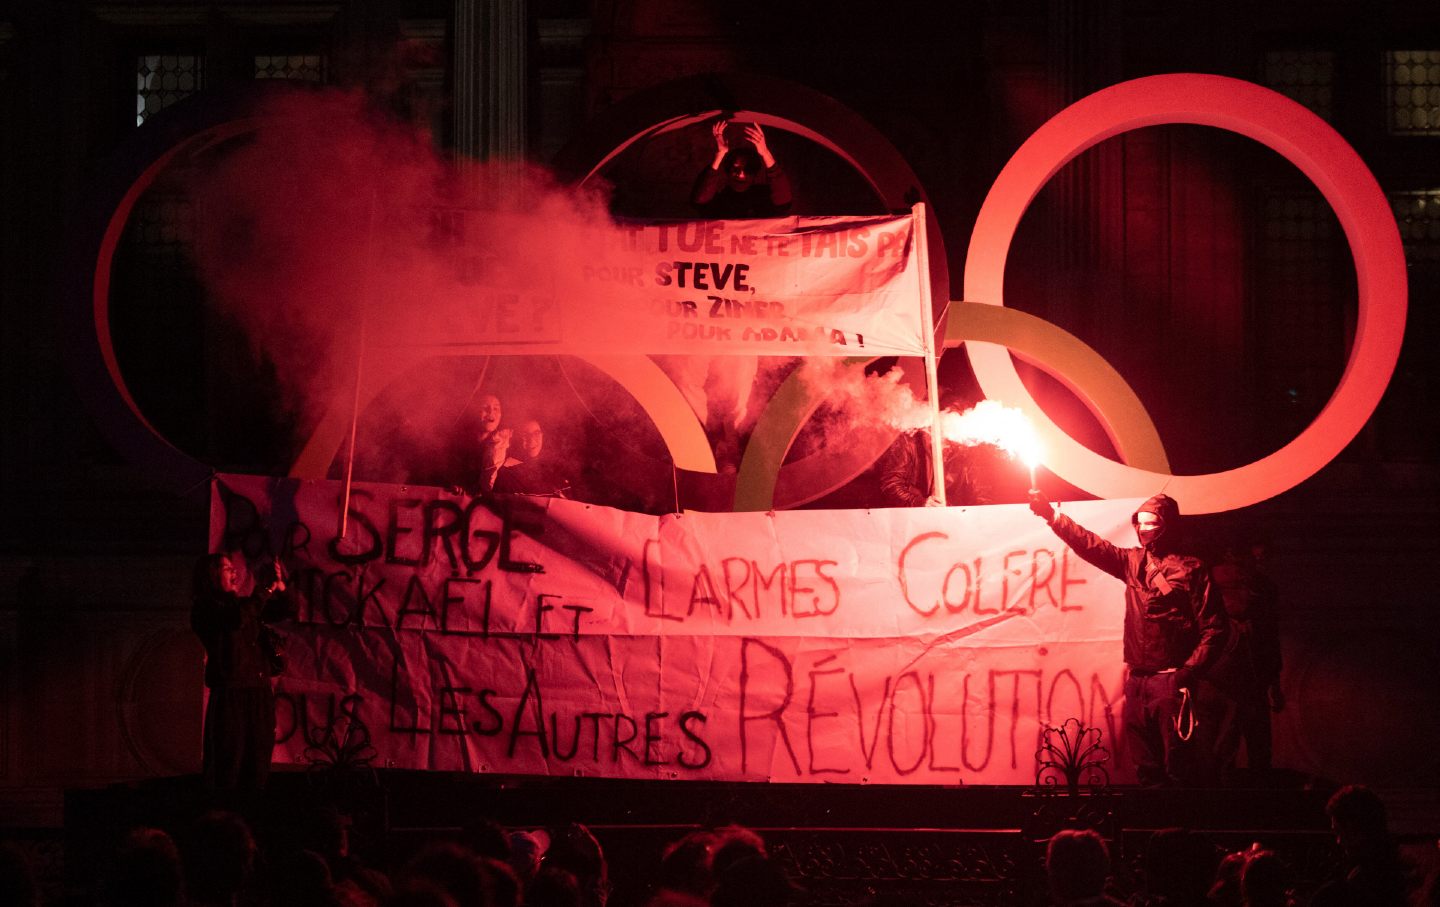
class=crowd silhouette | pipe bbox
[0,781,1432,906]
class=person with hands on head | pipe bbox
[1028,488,1228,786]
[691,118,793,219]
[675,118,793,459]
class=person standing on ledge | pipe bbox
[676,118,793,468]
[191,552,294,795]
[1028,490,1229,786]
[877,430,997,508]
[691,119,792,219]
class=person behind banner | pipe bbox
[494,418,571,498]
[1028,491,1228,786]
[456,393,519,496]
[877,430,997,507]
[691,119,792,219]
[190,552,295,794]
[667,118,794,459]
[1207,539,1284,780]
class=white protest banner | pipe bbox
[211,474,1136,784]
[374,214,928,358]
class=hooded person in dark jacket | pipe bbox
[1029,491,1228,786]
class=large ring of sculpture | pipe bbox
[961,73,1407,514]
[732,303,1174,512]
[81,110,720,487]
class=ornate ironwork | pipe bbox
[303,715,378,773]
[302,710,381,814]
[1035,717,1110,795]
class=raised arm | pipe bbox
[1029,490,1129,580]
[710,119,731,168]
[745,124,792,210]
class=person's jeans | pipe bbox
[1122,670,1197,786]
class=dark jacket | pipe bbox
[1208,557,1281,696]
[1047,495,1228,681]
[691,161,793,218]
[877,431,992,507]
[191,588,294,689]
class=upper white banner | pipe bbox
[372,214,929,358]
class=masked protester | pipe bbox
[1029,490,1228,786]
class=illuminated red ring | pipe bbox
[962,74,1407,513]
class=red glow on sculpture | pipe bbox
[961,73,1408,513]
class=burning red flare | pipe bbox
[937,400,1043,486]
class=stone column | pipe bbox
[453,0,527,170]
[1046,0,1122,329]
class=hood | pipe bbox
[1133,494,1180,525]
[1132,494,1182,552]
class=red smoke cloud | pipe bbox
[182,88,1004,502]
[186,88,613,430]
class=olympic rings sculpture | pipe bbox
[74,75,1406,515]
[957,73,1406,514]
